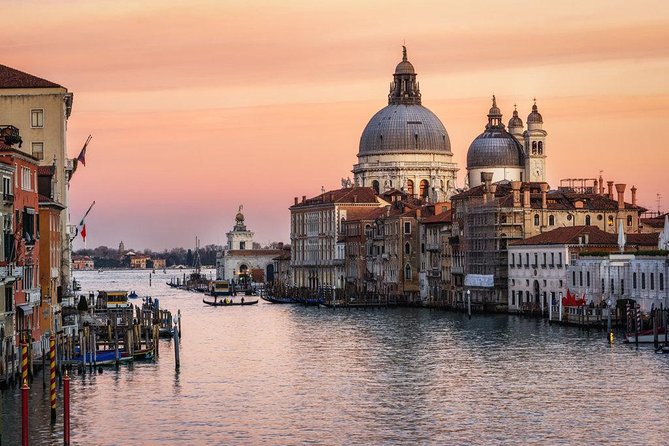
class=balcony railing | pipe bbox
[2,193,13,203]
[0,125,22,147]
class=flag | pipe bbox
[80,224,87,242]
[77,135,92,167]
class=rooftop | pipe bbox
[0,64,63,89]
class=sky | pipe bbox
[2,0,668,250]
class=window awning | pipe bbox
[25,207,35,215]
[17,303,33,315]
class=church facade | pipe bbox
[216,207,282,284]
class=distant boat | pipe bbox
[202,297,258,306]
[626,328,668,344]
[260,294,295,304]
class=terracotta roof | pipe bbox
[421,209,453,224]
[510,225,658,247]
[452,181,645,212]
[344,206,388,222]
[291,187,381,208]
[0,64,62,89]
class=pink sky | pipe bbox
[2,0,668,250]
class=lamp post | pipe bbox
[559,291,563,322]
[467,289,471,320]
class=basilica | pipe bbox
[352,47,548,197]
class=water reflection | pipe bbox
[1,269,668,445]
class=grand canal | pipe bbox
[2,269,669,445]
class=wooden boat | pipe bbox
[69,350,132,366]
[260,294,295,304]
[626,328,668,344]
[202,297,258,306]
[292,297,325,307]
[132,347,155,360]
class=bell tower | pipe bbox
[523,99,547,182]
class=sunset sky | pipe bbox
[2,0,668,250]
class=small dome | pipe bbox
[395,60,415,75]
[235,212,244,222]
[527,101,543,124]
[488,95,501,118]
[508,108,523,128]
[467,128,525,168]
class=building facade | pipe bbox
[290,187,387,289]
[352,47,459,201]
[0,64,74,297]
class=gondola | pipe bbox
[202,297,259,306]
[260,294,295,304]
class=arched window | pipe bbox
[372,180,379,194]
[607,215,614,227]
[407,179,414,196]
[585,215,591,225]
[532,141,537,155]
[534,214,540,226]
[548,215,555,226]
[404,242,411,255]
[405,264,412,280]
[419,180,429,199]
[627,215,633,226]
[538,141,543,155]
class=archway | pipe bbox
[266,263,275,282]
[407,179,414,196]
[419,180,429,199]
[372,180,380,194]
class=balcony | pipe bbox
[2,193,13,204]
[0,125,22,147]
[426,243,440,252]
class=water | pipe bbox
[2,269,669,445]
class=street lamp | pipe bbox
[467,289,471,320]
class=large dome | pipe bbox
[467,127,524,168]
[358,104,452,156]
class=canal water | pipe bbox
[2,269,669,445]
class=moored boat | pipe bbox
[260,294,295,304]
[626,328,668,343]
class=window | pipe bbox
[538,141,543,155]
[404,242,411,255]
[2,176,11,198]
[31,109,44,128]
[558,252,563,267]
[642,273,646,290]
[533,253,538,267]
[587,271,591,287]
[579,271,583,287]
[403,221,411,234]
[633,272,637,289]
[239,241,246,250]
[542,253,546,267]
[511,292,515,307]
[627,215,633,227]
[419,180,429,199]
[572,271,576,286]
[661,274,664,291]
[21,167,31,191]
[550,253,555,267]
[532,141,537,154]
[525,253,529,268]
[518,254,522,268]
[372,180,379,194]
[585,215,591,225]
[621,279,624,295]
[534,214,540,226]
[608,215,614,227]
[406,180,414,196]
[510,253,515,267]
[31,142,44,160]
[548,215,555,226]
[651,273,655,290]
[4,287,12,313]
[404,264,412,280]
[22,208,35,244]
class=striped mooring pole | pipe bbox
[63,371,71,446]
[21,342,28,385]
[50,336,57,423]
[21,378,29,446]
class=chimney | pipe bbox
[631,185,637,206]
[607,181,614,199]
[481,172,493,187]
[488,183,497,203]
[302,195,306,203]
[615,183,626,210]
[294,197,298,205]
[584,233,589,245]
[416,209,422,219]
[593,179,598,194]
[353,195,358,203]
[329,193,334,202]
[599,174,605,194]
[523,188,531,209]
[511,181,521,208]
[540,183,548,209]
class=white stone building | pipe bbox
[509,225,662,313]
[216,208,281,284]
[568,254,668,313]
[352,47,459,201]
